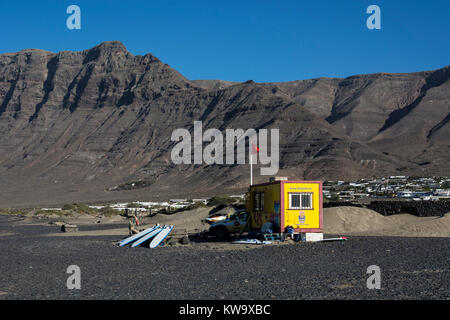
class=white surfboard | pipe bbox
[149,225,173,248]
[118,226,158,247]
[232,239,272,245]
[131,226,164,247]
[316,237,348,242]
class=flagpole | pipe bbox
[250,152,253,186]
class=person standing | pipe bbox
[128,213,140,236]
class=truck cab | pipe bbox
[209,210,249,238]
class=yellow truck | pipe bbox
[209,179,323,238]
[247,179,323,234]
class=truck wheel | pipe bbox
[214,226,229,239]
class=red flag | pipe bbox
[251,142,259,154]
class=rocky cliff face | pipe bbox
[0,41,448,206]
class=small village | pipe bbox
[323,176,450,202]
[38,176,450,215]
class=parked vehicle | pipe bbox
[208,210,249,238]
[205,214,227,224]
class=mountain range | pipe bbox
[0,41,448,206]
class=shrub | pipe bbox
[115,180,154,191]
[207,196,236,206]
[441,181,450,189]
[0,208,23,215]
[98,206,120,216]
[35,209,68,216]
[61,203,97,214]
[186,202,207,210]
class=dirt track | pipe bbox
[31,206,450,239]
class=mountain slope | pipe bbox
[0,41,448,206]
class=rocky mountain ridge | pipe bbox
[0,41,448,206]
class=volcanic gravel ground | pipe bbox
[0,216,448,299]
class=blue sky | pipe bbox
[1,0,449,82]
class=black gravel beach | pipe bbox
[0,215,448,300]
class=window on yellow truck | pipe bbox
[289,193,313,210]
[253,192,264,211]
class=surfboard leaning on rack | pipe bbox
[149,225,174,248]
[130,226,165,247]
[118,226,158,247]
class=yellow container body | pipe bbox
[247,180,323,233]
[248,183,281,231]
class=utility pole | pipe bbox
[250,141,259,186]
[250,151,253,186]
